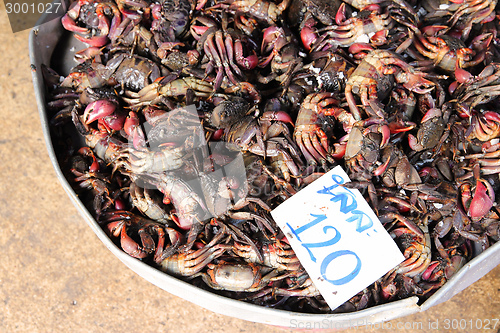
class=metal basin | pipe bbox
[29,3,500,328]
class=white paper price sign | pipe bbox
[271,166,404,310]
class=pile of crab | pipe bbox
[45,0,500,313]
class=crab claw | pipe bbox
[484,110,500,123]
[400,72,435,94]
[454,67,473,84]
[422,261,441,281]
[472,111,500,141]
[448,80,460,94]
[124,111,146,149]
[388,120,416,133]
[120,224,150,259]
[421,107,441,123]
[348,43,374,60]
[261,111,294,126]
[300,18,318,51]
[380,270,398,301]
[471,33,493,51]
[191,25,211,38]
[211,128,225,141]
[335,2,347,25]
[77,147,101,173]
[61,13,89,33]
[370,29,388,45]
[482,139,500,153]
[100,111,127,131]
[444,255,467,279]
[234,40,259,70]
[83,100,117,124]
[469,180,495,219]
[262,26,289,53]
[106,220,150,259]
[74,33,110,47]
[420,25,449,36]
[150,3,161,19]
[61,0,88,33]
[408,134,424,151]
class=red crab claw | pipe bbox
[379,270,398,301]
[469,180,495,219]
[420,25,449,36]
[78,147,101,173]
[190,16,217,40]
[419,166,440,179]
[448,80,460,94]
[234,40,259,70]
[484,110,500,123]
[84,99,127,132]
[191,25,211,38]
[119,224,151,259]
[373,157,391,176]
[259,26,283,66]
[388,120,416,133]
[370,30,388,46]
[61,15,88,34]
[472,111,500,141]
[421,107,441,123]
[335,2,347,25]
[104,211,167,259]
[211,128,225,141]
[331,142,346,159]
[444,254,467,279]
[100,4,122,41]
[106,220,150,259]
[83,100,117,124]
[74,4,114,46]
[482,139,500,153]
[100,111,127,132]
[260,111,294,126]
[361,3,381,12]
[261,25,282,50]
[74,34,110,47]
[124,111,146,149]
[123,111,146,149]
[407,134,419,151]
[61,1,88,33]
[422,261,441,281]
[401,72,435,94]
[157,42,185,58]
[363,118,391,148]
[471,33,493,51]
[454,66,473,84]
[348,43,374,60]
[150,4,161,19]
[300,18,318,52]
[114,198,127,210]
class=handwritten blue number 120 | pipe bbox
[287,214,362,286]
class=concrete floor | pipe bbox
[0,7,499,332]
